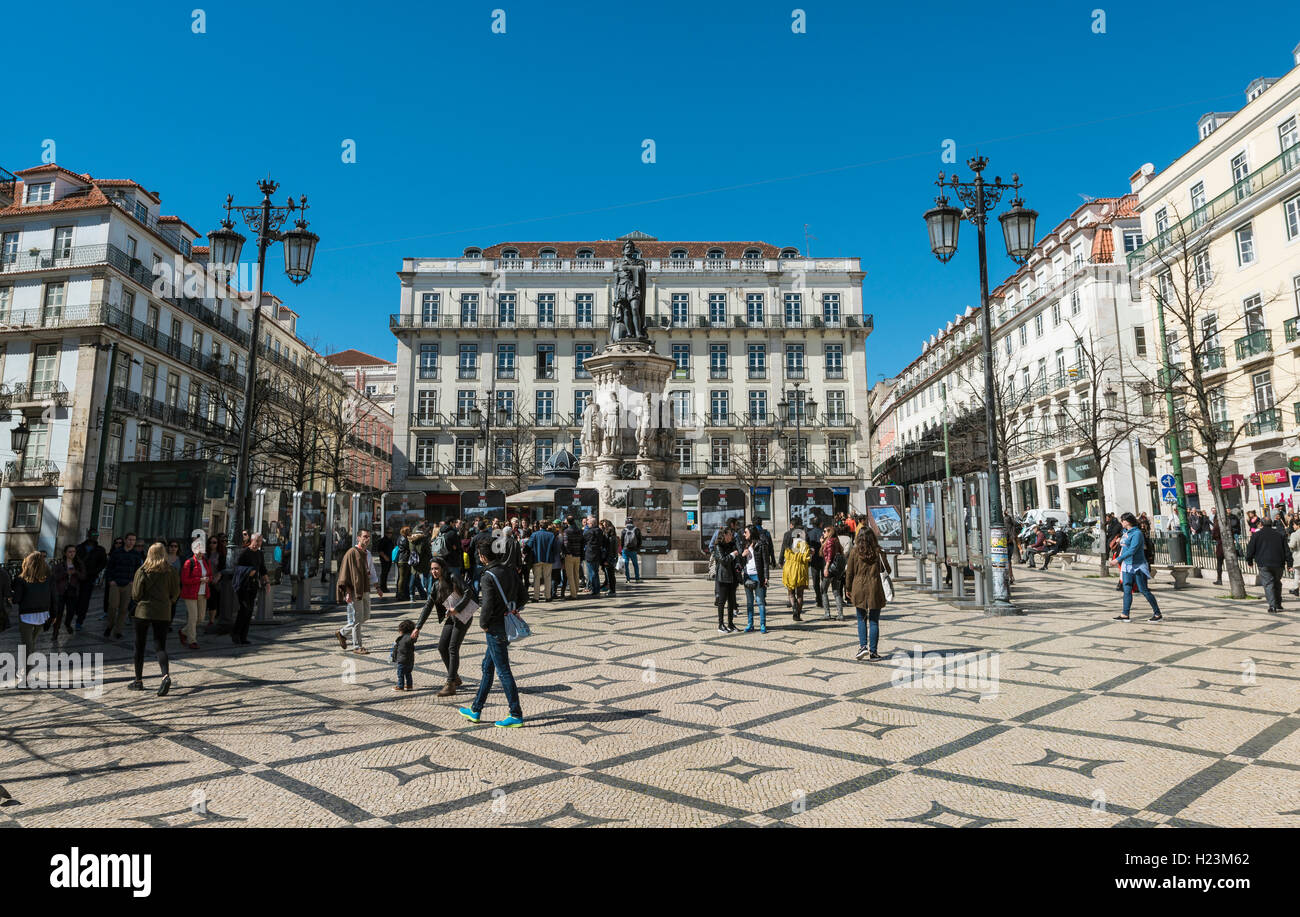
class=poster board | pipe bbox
[942,478,963,563]
[459,490,507,527]
[908,484,924,556]
[382,491,428,538]
[863,486,906,553]
[554,487,600,525]
[964,472,986,569]
[627,488,672,554]
[787,487,834,530]
[699,487,746,551]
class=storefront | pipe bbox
[115,459,232,546]
[1015,477,1039,513]
[1067,484,1099,521]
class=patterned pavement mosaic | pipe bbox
[2,560,1299,828]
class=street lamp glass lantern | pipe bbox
[206,223,246,270]
[924,198,962,263]
[1104,386,1118,410]
[10,418,30,453]
[806,396,818,419]
[469,405,482,425]
[281,221,319,285]
[999,199,1039,263]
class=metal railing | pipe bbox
[1234,329,1272,361]
[2,380,70,405]
[2,459,61,486]
[1128,142,1300,271]
[1200,346,1227,371]
[111,386,236,441]
[1244,407,1283,435]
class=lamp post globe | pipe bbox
[999,196,1039,263]
[281,217,319,285]
[924,197,962,262]
[10,418,30,453]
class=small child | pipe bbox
[391,620,416,691]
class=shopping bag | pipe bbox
[504,611,532,643]
[881,572,895,603]
[616,555,626,573]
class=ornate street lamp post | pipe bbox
[776,382,818,487]
[924,156,1037,613]
[208,179,319,577]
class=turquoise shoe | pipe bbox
[458,707,481,724]
[494,715,524,728]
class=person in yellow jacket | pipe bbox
[782,529,812,621]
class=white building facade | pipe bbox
[390,233,872,523]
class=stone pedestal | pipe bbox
[576,342,706,573]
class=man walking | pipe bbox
[528,521,558,602]
[75,529,108,635]
[458,539,525,728]
[232,533,269,645]
[336,528,383,653]
[1245,518,1292,613]
[104,532,143,639]
[621,518,643,583]
[562,515,584,600]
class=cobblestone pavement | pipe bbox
[2,560,1299,828]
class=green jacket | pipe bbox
[132,566,180,621]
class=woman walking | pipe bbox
[51,544,86,641]
[13,552,54,684]
[395,526,413,601]
[822,524,848,621]
[712,527,741,633]
[179,535,213,649]
[1113,512,1161,622]
[739,525,770,633]
[844,527,891,660]
[129,542,181,695]
[782,529,812,621]
[414,558,473,697]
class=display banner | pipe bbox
[627,488,671,554]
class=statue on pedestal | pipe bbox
[609,240,648,343]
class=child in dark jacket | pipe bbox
[392,619,416,691]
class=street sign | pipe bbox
[1290,473,1300,492]
[1159,473,1175,488]
[1160,486,1178,503]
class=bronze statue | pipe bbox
[610,240,648,343]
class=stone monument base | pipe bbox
[576,476,707,577]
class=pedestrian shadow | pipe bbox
[519,684,573,694]
[523,708,658,727]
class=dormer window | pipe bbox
[576,248,594,259]
[779,247,799,259]
[134,200,148,222]
[538,248,557,259]
[670,248,688,260]
[501,248,519,260]
[706,248,725,260]
[463,247,482,258]
[743,248,762,260]
[24,182,53,205]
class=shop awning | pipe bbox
[504,488,557,505]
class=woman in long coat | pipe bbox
[844,526,891,661]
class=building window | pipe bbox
[670,391,691,425]
[496,343,516,379]
[826,390,846,424]
[1050,302,1060,326]
[537,292,555,326]
[1018,324,1027,346]
[1252,370,1274,413]
[675,438,692,472]
[416,390,438,422]
[825,343,843,379]
[1154,208,1169,235]
[24,182,52,205]
[458,343,478,378]
[53,226,73,259]
[576,248,594,259]
[670,248,688,260]
[455,438,475,474]
[1231,152,1252,201]
[1034,314,1043,337]
[1122,230,1144,253]
[709,343,728,378]
[783,293,803,325]
[497,292,516,326]
[31,343,58,395]
[1133,326,1147,357]
[165,372,180,406]
[710,390,729,423]
[747,343,766,379]
[576,292,594,327]
[538,248,557,259]
[496,390,515,423]
[13,499,40,528]
[1285,193,1300,241]
[415,438,436,470]
[575,343,594,378]
[1070,291,1081,315]
[1193,248,1213,286]
[829,437,848,472]
[1235,224,1256,266]
[419,343,438,379]
[100,501,116,532]
[707,248,725,261]
[537,343,555,379]
[672,343,690,378]
[135,422,153,462]
[460,292,479,325]
[749,390,768,422]
[710,437,730,473]
[41,282,65,322]
[671,293,689,327]
[535,390,554,424]
[821,293,841,325]
[745,292,765,326]
[501,248,519,261]
[709,293,727,326]
[783,346,807,383]
[1190,181,1206,213]
[1243,294,1264,334]
[534,438,554,469]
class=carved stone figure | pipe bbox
[602,407,618,456]
[609,240,648,343]
[636,405,653,457]
[582,405,604,459]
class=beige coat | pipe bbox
[336,546,372,602]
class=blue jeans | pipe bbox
[744,577,767,629]
[411,572,430,600]
[472,631,523,718]
[623,550,641,582]
[396,663,412,689]
[585,560,601,595]
[857,608,881,652]
[1121,569,1160,616]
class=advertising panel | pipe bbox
[626,488,672,554]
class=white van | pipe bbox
[1021,508,1070,529]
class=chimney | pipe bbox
[1129,163,1156,194]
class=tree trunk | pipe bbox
[1210,484,1247,598]
[1095,474,1110,577]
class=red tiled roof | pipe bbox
[477,240,788,258]
[0,184,113,217]
[1091,227,1115,263]
[93,178,161,203]
[13,163,94,186]
[325,349,394,367]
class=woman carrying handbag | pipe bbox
[844,527,891,661]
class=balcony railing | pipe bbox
[1199,347,1227,371]
[3,459,61,486]
[391,311,611,331]
[1244,407,1283,436]
[457,367,479,380]
[1234,329,1272,362]
[785,366,806,380]
[2,380,70,406]
[747,367,767,380]
[111,386,236,441]
[1128,142,1300,271]
[1286,316,1300,344]
[709,367,729,380]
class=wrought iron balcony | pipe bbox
[3,459,60,486]
[4,380,69,406]
[1286,316,1300,345]
[1234,329,1272,362]
[1199,347,1227,371]
[1244,407,1283,436]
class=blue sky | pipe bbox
[5,0,1298,375]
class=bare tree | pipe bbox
[960,356,1037,519]
[1132,205,1291,598]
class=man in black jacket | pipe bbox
[458,542,524,727]
[1245,518,1292,613]
[561,516,584,599]
[582,517,604,597]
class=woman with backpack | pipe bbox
[822,525,848,621]
[394,526,412,601]
[129,541,182,695]
[844,526,891,661]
